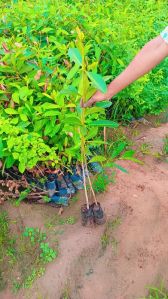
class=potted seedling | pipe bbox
[68,28,119,226]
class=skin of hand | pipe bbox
[84,35,168,108]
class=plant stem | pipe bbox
[81,159,89,209]
[104,127,107,155]
[83,157,98,205]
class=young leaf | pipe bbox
[120,157,144,165]
[5,108,18,115]
[121,150,135,158]
[68,48,82,66]
[95,101,112,108]
[67,64,80,80]
[64,116,81,126]
[20,113,28,121]
[87,72,107,93]
[113,163,128,173]
[111,142,127,159]
[89,120,118,128]
[6,156,15,168]
[43,111,60,117]
[89,155,106,163]
[19,163,26,173]
[41,103,59,110]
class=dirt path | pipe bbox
[1,123,168,299]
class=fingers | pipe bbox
[83,97,95,108]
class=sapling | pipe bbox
[78,29,98,210]
[68,28,120,225]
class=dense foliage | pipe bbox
[0,0,167,171]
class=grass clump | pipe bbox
[92,173,111,193]
[101,217,121,250]
[141,284,168,299]
[163,136,168,156]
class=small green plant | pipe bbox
[0,212,58,294]
[23,227,47,244]
[60,287,71,299]
[40,242,58,263]
[141,283,168,299]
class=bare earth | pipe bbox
[1,123,168,299]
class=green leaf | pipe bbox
[5,108,18,115]
[86,127,98,140]
[19,87,33,99]
[87,72,107,93]
[111,142,127,159]
[95,101,112,108]
[49,124,61,137]
[121,157,144,165]
[113,163,128,173]
[0,138,3,158]
[11,117,19,124]
[34,119,46,132]
[67,64,80,80]
[85,106,104,116]
[43,111,60,117]
[6,156,15,168]
[64,116,81,126]
[44,122,53,135]
[19,163,26,173]
[120,150,143,164]
[15,188,31,206]
[20,114,28,121]
[89,120,118,128]
[12,92,20,104]
[121,150,135,158]
[89,155,106,163]
[41,103,59,110]
[68,48,82,66]
[41,27,53,33]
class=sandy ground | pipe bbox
[1,123,168,299]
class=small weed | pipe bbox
[45,216,76,229]
[154,120,161,128]
[58,216,76,225]
[111,237,119,254]
[107,217,121,230]
[65,216,76,225]
[163,136,168,156]
[101,233,110,250]
[139,143,151,155]
[60,286,71,299]
[71,196,79,203]
[101,217,121,251]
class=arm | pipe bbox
[84,35,168,107]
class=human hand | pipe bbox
[82,90,111,108]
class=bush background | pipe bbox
[0,0,167,170]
